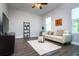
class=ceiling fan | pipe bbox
[32,3,48,9]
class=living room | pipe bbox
[0,2,79,56]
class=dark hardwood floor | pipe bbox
[12,38,79,56]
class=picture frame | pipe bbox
[55,18,63,26]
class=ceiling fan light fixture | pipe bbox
[32,3,48,9]
[34,3,41,8]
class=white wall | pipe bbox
[0,3,8,16]
[8,8,42,38]
[42,3,79,45]
[43,4,72,32]
[0,3,8,24]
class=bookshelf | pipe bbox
[23,22,30,39]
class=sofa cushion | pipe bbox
[56,30,64,36]
[48,31,54,35]
[64,30,71,34]
[44,35,63,40]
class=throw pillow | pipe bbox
[48,31,51,35]
[48,31,54,35]
[51,32,54,35]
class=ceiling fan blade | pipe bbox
[40,6,43,9]
[41,3,48,5]
[32,5,35,8]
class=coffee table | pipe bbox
[38,36,45,43]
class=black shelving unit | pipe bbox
[23,22,30,39]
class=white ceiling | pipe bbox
[8,3,63,15]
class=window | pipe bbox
[45,17,51,32]
[72,7,79,33]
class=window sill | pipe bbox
[72,32,79,34]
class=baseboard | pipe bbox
[15,36,38,39]
[30,37,38,39]
[71,42,79,46]
[15,36,23,38]
[15,35,38,39]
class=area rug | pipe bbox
[27,40,62,55]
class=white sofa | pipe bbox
[43,31,72,44]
